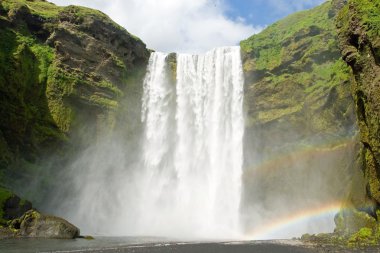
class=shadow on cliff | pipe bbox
[0,25,69,205]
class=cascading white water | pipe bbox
[55,44,354,240]
[137,47,244,238]
[57,47,245,238]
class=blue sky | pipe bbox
[223,0,326,27]
[50,0,327,53]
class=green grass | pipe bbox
[15,32,54,83]
[59,5,143,43]
[338,0,380,40]
[354,0,380,39]
[2,0,60,19]
[60,5,123,30]
[27,1,60,19]
[89,95,118,109]
[241,1,334,71]
[241,0,354,141]
[240,0,350,96]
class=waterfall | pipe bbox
[137,47,244,238]
[55,45,353,240]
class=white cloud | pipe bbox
[49,0,262,53]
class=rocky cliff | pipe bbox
[337,0,380,210]
[0,0,149,222]
[332,0,380,244]
[241,1,355,163]
[240,1,359,233]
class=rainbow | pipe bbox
[241,137,359,240]
[244,137,357,177]
[244,202,343,240]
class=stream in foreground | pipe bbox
[1,237,380,253]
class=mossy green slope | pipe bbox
[241,1,356,165]
[0,0,149,203]
[0,3,64,190]
[241,1,356,163]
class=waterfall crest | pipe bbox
[138,47,245,238]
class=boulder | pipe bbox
[10,210,80,239]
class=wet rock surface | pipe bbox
[0,188,79,239]
[10,210,79,239]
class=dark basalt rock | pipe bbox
[0,187,32,226]
[3,195,32,221]
[336,0,380,218]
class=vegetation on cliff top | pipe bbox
[352,0,380,39]
[2,0,59,18]
[241,2,333,70]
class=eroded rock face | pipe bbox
[46,5,149,120]
[240,1,356,164]
[335,0,380,228]
[0,0,149,203]
[9,210,80,239]
[240,1,358,230]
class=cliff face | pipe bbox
[240,1,359,232]
[0,0,149,208]
[241,2,355,161]
[334,0,380,234]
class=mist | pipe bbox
[241,134,358,239]
[44,46,357,241]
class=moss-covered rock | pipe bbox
[0,189,80,240]
[9,209,80,239]
[348,227,377,247]
[301,223,380,249]
[335,0,380,235]
[335,208,377,235]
